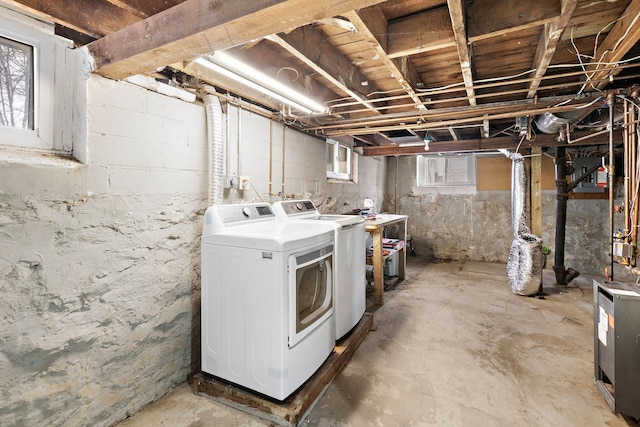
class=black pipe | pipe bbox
[553,146,569,285]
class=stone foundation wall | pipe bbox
[386,155,612,277]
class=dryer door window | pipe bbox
[288,244,333,348]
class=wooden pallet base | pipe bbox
[189,313,373,426]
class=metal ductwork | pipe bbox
[535,111,585,134]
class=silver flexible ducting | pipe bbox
[507,233,543,296]
[504,151,543,296]
[203,92,224,206]
[510,154,530,237]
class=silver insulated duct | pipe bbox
[505,152,543,296]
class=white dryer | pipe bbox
[201,203,336,401]
[273,200,366,340]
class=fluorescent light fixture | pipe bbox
[196,51,327,114]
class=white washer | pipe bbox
[201,203,336,401]
[273,200,366,340]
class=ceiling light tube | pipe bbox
[202,51,327,114]
[194,58,314,113]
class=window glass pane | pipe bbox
[447,157,469,183]
[326,138,352,180]
[0,36,33,130]
[337,145,348,174]
[418,154,475,187]
[326,142,334,172]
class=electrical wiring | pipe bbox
[276,67,300,82]
[323,59,640,112]
[515,133,526,154]
[590,12,640,80]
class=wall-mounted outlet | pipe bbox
[239,176,250,190]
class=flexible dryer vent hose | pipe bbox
[505,152,543,295]
[203,91,224,206]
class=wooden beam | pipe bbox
[86,0,386,79]
[466,0,560,43]
[587,0,640,90]
[344,7,425,109]
[387,6,456,58]
[447,0,476,106]
[269,26,378,113]
[5,0,141,38]
[448,126,461,140]
[362,130,622,156]
[527,0,578,98]
[104,0,183,18]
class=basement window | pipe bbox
[0,6,61,152]
[417,153,476,187]
[326,139,352,180]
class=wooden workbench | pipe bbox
[365,214,408,306]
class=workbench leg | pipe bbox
[398,219,407,281]
[371,229,384,306]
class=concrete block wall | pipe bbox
[0,74,386,427]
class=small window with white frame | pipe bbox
[326,138,352,180]
[0,5,72,153]
[417,153,476,187]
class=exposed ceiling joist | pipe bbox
[589,0,640,90]
[447,0,475,106]
[6,0,140,37]
[343,7,425,110]
[269,27,379,114]
[526,0,578,98]
[86,0,386,79]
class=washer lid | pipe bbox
[202,220,335,251]
[273,199,363,227]
[316,214,364,226]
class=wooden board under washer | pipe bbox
[189,313,373,426]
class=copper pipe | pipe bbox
[624,100,630,241]
[268,119,273,196]
[632,104,640,254]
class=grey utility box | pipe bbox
[594,280,640,418]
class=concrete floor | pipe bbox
[116,258,636,427]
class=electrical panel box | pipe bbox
[613,241,634,258]
[573,157,607,193]
[594,280,640,418]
